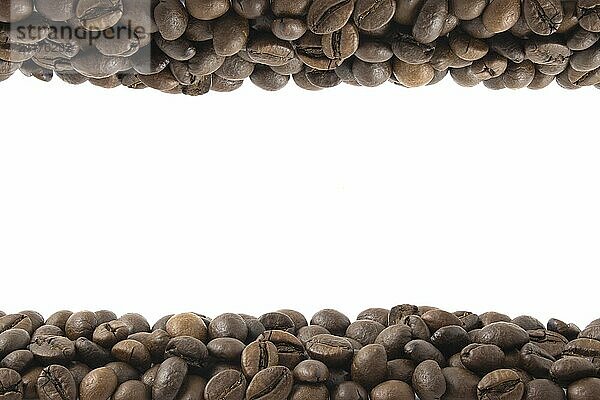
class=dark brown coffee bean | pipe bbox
[241,341,279,378]
[404,340,446,366]
[570,44,600,71]
[0,315,33,336]
[442,367,479,400]
[293,360,329,383]
[352,59,393,86]
[271,18,307,40]
[523,0,563,35]
[246,35,295,66]
[186,0,230,20]
[153,357,188,400]
[568,377,600,400]
[353,0,396,31]
[452,0,487,20]
[0,368,23,400]
[448,30,489,61]
[322,23,360,61]
[166,314,208,342]
[212,12,250,56]
[155,0,189,40]
[307,0,355,34]
[524,379,565,400]
[478,369,524,400]
[246,366,293,400]
[37,365,76,400]
[411,360,445,400]
[412,0,448,43]
[295,32,341,70]
[257,331,306,370]
[30,336,76,366]
[392,34,435,64]
[461,343,505,375]
[306,334,353,367]
[288,384,328,400]
[577,0,600,32]
[204,370,246,400]
[112,381,149,400]
[80,367,118,400]
[215,55,255,80]
[351,344,387,389]
[392,59,435,86]
[76,0,124,31]
[370,380,415,400]
[477,322,529,350]
[482,0,521,33]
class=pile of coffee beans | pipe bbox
[0,307,600,400]
[0,0,599,94]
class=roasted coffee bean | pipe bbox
[241,341,279,378]
[442,367,479,399]
[570,44,600,71]
[207,338,246,361]
[412,360,445,400]
[528,69,555,88]
[246,366,293,400]
[0,330,30,357]
[271,18,307,41]
[392,58,435,86]
[448,30,488,61]
[355,41,394,62]
[392,34,435,64]
[519,343,555,378]
[212,13,249,57]
[0,315,33,335]
[461,343,505,375]
[215,54,255,79]
[482,0,521,33]
[353,0,396,31]
[322,23,360,61]
[166,314,208,342]
[249,64,290,90]
[577,0,600,32]
[0,0,33,22]
[0,368,23,400]
[295,32,341,70]
[75,0,123,31]
[404,340,446,366]
[111,340,152,371]
[525,37,572,65]
[246,35,295,66]
[30,336,76,366]
[103,363,139,386]
[568,377,600,399]
[258,331,306,370]
[164,336,209,368]
[431,325,470,356]
[346,320,386,347]
[478,322,529,350]
[74,339,112,369]
[351,59,392,85]
[0,350,33,372]
[155,0,189,40]
[452,0,487,20]
[307,0,355,34]
[412,0,448,43]
[36,365,77,400]
[524,379,565,400]
[293,360,329,383]
[208,315,248,342]
[305,334,353,367]
[258,313,295,334]
[351,344,387,389]
[479,369,525,400]
[288,384,328,400]
[370,380,415,400]
[153,357,188,400]
[112,380,149,400]
[186,0,230,20]
[204,370,246,400]
[523,0,563,35]
[80,367,118,400]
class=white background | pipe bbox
[1,74,599,328]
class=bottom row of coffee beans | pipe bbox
[0,307,599,400]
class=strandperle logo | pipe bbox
[12,20,148,46]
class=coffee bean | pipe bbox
[257,331,306,370]
[478,322,529,350]
[351,59,392,86]
[246,366,293,400]
[186,0,230,20]
[523,0,564,35]
[442,367,479,399]
[412,360,445,400]
[74,339,112,369]
[30,336,76,366]
[289,384,328,400]
[346,320,386,347]
[351,344,387,389]
[293,360,329,383]
[482,0,521,33]
[80,367,118,400]
[392,34,435,64]
[392,59,435,87]
[307,0,355,34]
[478,369,525,400]
[306,334,353,367]
[212,13,249,57]
[0,315,33,336]
[37,365,77,400]
[204,370,246,400]
[404,340,446,366]
[0,368,23,400]
[166,314,208,342]
[208,314,248,343]
[295,32,341,70]
[353,0,396,31]
[246,35,295,67]
[370,380,415,400]
[577,0,600,32]
[322,23,360,62]
[241,340,279,378]
[448,30,488,61]
[152,357,188,400]
[258,313,295,334]
[461,343,505,375]
[75,0,123,31]
[165,336,209,368]
[524,379,565,400]
[215,54,255,80]
[112,381,149,400]
[155,0,189,40]
[412,0,448,44]
[0,330,30,358]
[568,377,600,399]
